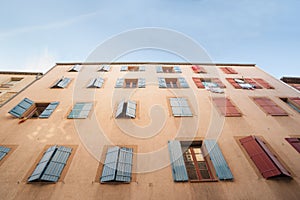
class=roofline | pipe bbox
[55,62,256,67]
[0,71,43,75]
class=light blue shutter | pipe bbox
[139,66,145,71]
[87,77,104,88]
[158,78,167,88]
[115,100,125,118]
[178,78,189,88]
[173,66,182,73]
[120,66,128,71]
[0,146,11,161]
[101,146,120,182]
[115,78,125,88]
[8,98,34,118]
[156,66,163,73]
[204,140,233,180]
[57,78,71,88]
[138,78,146,88]
[168,141,188,182]
[69,64,81,72]
[115,147,133,182]
[87,78,96,88]
[39,102,59,118]
[126,101,136,118]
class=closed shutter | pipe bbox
[101,146,119,182]
[173,66,182,73]
[221,67,237,74]
[253,78,274,89]
[156,66,163,73]
[138,78,146,88]
[212,98,241,117]
[191,65,206,73]
[115,100,125,118]
[178,78,189,88]
[204,140,233,180]
[39,102,59,118]
[212,78,226,88]
[226,78,242,89]
[115,147,133,182]
[158,78,167,88]
[253,97,288,116]
[285,138,300,153]
[8,98,34,118]
[192,78,205,88]
[168,141,188,182]
[120,66,128,71]
[115,78,125,88]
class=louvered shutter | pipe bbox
[168,141,188,182]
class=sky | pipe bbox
[0,0,299,78]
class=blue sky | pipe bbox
[0,0,299,78]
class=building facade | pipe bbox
[0,63,299,200]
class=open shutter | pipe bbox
[212,78,226,88]
[115,147,133,182]
[57,78,71,88]
[8,98,34,118]
[173,66,182,73]
[156,66,163,73]
[253,78,274,89]
[69,65,81,72]
[39,102,59,118]
[93,77,104,88]
[226,78,242,89]
[120,66,128,71]
[221,67,237,74]
[0,146,11,161]
[204,140,233,180]
[244,78,262,89]
[115,100,125,118]
[289,97,300,110]
[168,141,188,182]
[115,78,125,88]
[192,65,206,73]
[178,78,189,88]
[126,100,136,118]
[192,78,205,88]
[138,78,146,88]
[101,146,120,182]
[285,138,300,153]
[158,78,167,88]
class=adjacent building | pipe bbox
[0,63,299,200]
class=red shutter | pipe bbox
[220,67,238,74]
[192,77,205,88]
[192,65,206,73]
[239,136,291,179]
[211,78,226,88]
[244,78,263,89]
[253,97,288,116]
[285,138,300,153]
[253,78,274,89]
[226,78,242,89]
[212,98,242,117]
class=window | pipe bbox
[28,145,72,182]
[169,98,192,117]
[280,97,300,113]
[68,64,81,72]
[8,98,59,119]
[212,97,242,117]
[51,77,71,88]
[240,136,291,179]
[120,66,145,72]
[0,146,11,161]
[87,77,105,88]
[68,102,93,119]
[115,100,137,118]
[285,138,300,153]
[100,146,133,183]
[192,77,225,93]
[158,78,189,88]
[253,78,274,89]
[115,78,145,88]
[0,77,23,88]
[168,140,233,182]
[98,65,111,72]
[226,78,273,89]
[191,65,206,73]
[253,97,288,116]
[220,67,238,74]
[156,66,181,73]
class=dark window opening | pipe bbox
[165,78,178,88]
[125,79,138,88]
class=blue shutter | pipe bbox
[103,65,111,71]
[115,147,133,182]
[87,78,104,88]
[204,140,233,180]
[69,64,81,72]
[8,98,34,118]
[178,78,189,88]
[87,78,96,88]
[115,78,125,88]
[173,66,182,73]
[156,66,163,73]
[39,102,59,118]
[138,78,146,88]
[101,146,120,182]
[0,146,11,161]
[158,78,167,88]
[139,66,145,71]
[55,78,71,88]
[168,141,188,182]
[68,102,92,119]
[115,100,125,118]
[120,66,128,71]
[126,100,136,118]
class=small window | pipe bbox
[100,146,133,183]
[156,66,181,73]
[51,77,71,88]
[120,66,145,72]
[98,65,111,72]
[158,78,189,88]
[253,78,274,89]
[0,146,11,161]
[191,65,206,73]
[226,78,273,89]
[87,77,105,88]
[285,138,300,153]
[169,98,192,117]
[115,78,145,88]
[0,77,23,88]
[220,67,238,74]
[192,77,225,93]
[280,97,300,113]
[68,102,93,119]
[239,136,291,179]
[115,100,137,118]
[68,64,81,72]
[253,97,288,116]
[28,145,73,183]
[212,97,242,117]
[8,98,59,119]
